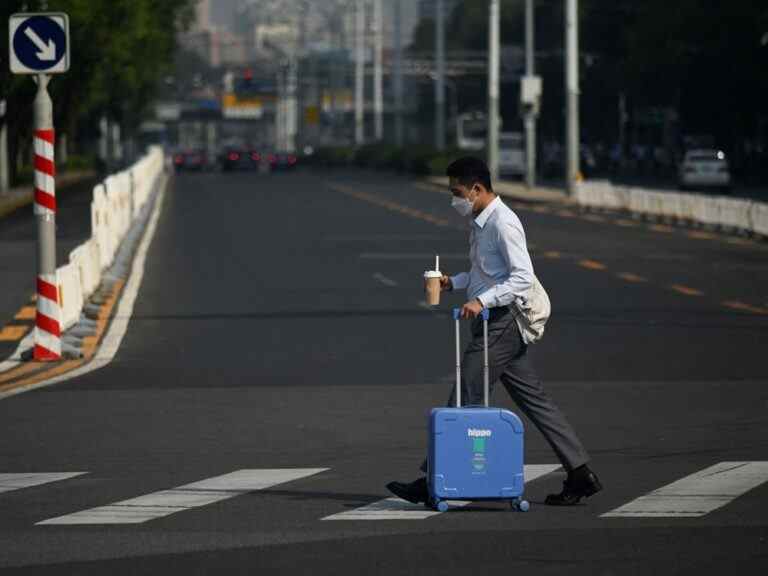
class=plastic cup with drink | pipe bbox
[424,255,442,306]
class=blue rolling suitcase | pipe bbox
[427,308,529,512]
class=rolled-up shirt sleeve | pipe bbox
[450,272,470,291]
[476,221,534,308]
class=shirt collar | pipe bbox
[473,196,501,229]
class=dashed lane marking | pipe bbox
[0,325,29,341]
[331,181,766,321]
[37,469,328,525]
[722,301,768,315]
[329,183,453,228]
[616,273,648,283]
[542,251,561,259]
[373,273,398,287]
[0,473,87,495]
[578,259,607,271]
[602,462,768,518]
[670,284,704,297]
[687,231,716,240]
[322,464,561,520]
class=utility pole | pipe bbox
[524,0,536,188]
[0,100,8,194]
[434,0,446,150]
[286,56,298,153]
[565,0,580,195]
[487,0,500,182]
[373,0,383,141]
[393,0,404,146]
[354,0,365,146]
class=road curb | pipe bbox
[0,170,171,400]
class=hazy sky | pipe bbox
[209,0,238,29]
[205,0,419,47]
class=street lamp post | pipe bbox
[394,0,404,146]
[565,0,580,196]
[354,0,365,146]
[435,0,446,150]
[487,0,500,182]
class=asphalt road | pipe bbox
[1,169,767,574]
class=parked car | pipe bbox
[498,132,525,178]
[678,149,731,192]
[173,149,210,171]
[220,146,262,171]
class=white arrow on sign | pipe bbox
[24,27,56,61]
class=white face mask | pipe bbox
[451,194,474,217]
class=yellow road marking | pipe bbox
[530,206,550,214]
[649,224,674,233]
[582,215,606,223]
[617,273,648,283]
[0,325,30,341]
[615,219,638,227]
[670,284,704,296]
[578,259,607,271]
[14,307,35,320]
[542,251,561,259]
[329,183,452,228]
[0,279,126,395]
[0,361,42,385]
[688,231,715,240]
[722,301,768,315]
[725,238,751,246]
[555,210,576,218]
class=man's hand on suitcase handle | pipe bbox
[461,299,485,319]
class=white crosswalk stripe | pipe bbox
[322,464,561,520]
[0,473,87,495]
[602,462,768,518]
[37,468,328,525]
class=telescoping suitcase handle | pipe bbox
[452,308,490,408]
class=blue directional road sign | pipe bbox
[9,13,70,75]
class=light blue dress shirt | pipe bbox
[450,196,534,309]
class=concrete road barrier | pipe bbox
[50,146,166,345]
[578,180,767,236]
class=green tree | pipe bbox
[1,0,195,186]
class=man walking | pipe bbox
[386,157,602,506]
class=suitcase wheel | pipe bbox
[510,498,530,512]
[434,499,449,513]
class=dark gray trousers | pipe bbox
[423,306,589,473]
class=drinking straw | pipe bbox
[435,255,439,271]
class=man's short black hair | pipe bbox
[446,156,493,192]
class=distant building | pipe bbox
[418,0,460,21]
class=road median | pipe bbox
[0,149,170,399]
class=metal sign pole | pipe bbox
[32,73,61,360]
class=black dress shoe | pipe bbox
[386,477,428,504]
[545,466,603,506]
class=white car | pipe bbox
[499,132,526,177]
[678,149,731,191]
